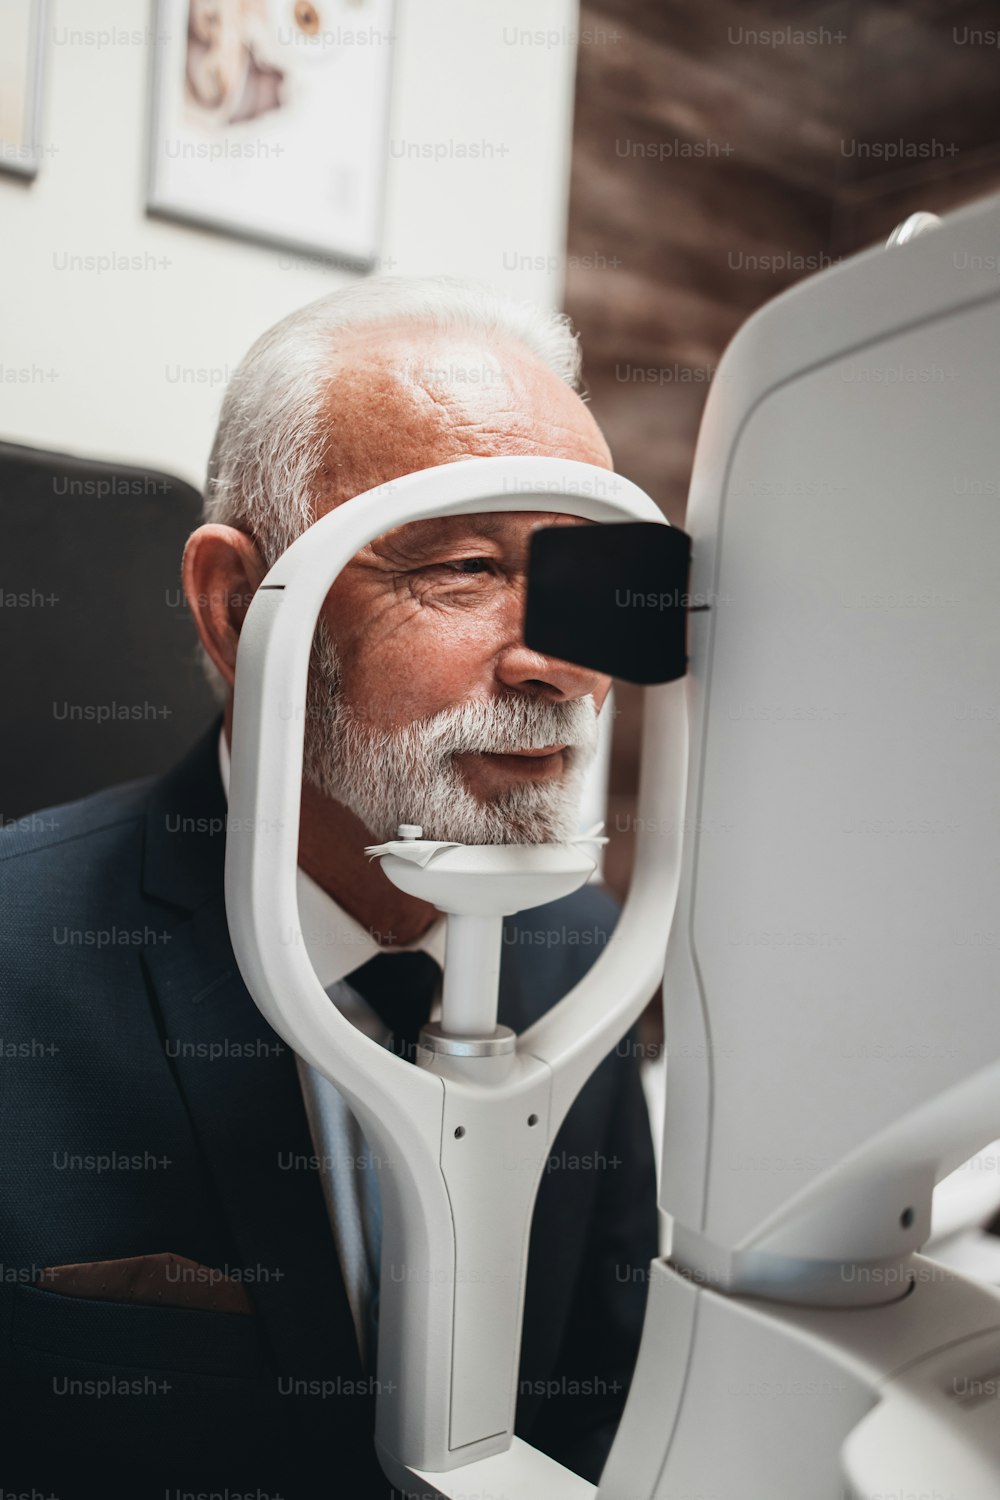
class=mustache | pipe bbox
[423,695,598,758]
[342,693,601,761]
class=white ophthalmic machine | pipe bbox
[224,192,1000,1498]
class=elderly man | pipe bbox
[0,278,657,1500]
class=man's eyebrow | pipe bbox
[380,514,514,552]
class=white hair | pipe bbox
[202,273,582,563]
[195,274,583,702]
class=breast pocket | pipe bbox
[4,1283,288,1490]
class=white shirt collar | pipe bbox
[217,727,447,991]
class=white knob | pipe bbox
[397,823,423,841]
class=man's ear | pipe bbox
[182,524,268,689]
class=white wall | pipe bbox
[0,0,580,489]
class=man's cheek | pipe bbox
[364,621,496,701]
[340,650,454,724]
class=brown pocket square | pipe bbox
[34,1251,254,1316]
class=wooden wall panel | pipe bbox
[565,0,1000,912]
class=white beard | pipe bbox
[302,619,600,844]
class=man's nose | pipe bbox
[494,637,609,703]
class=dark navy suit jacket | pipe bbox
[0,720,656,1498]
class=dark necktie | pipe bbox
[344,950,442,1064]
[339,950,442,1364]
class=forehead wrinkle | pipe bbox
[396,515,505,544]
[311,326,611,520]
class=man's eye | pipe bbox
[437,558,494,575]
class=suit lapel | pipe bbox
[138,723,368,1410]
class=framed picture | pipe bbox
[146,0,395,269]
[0,0,48,179]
